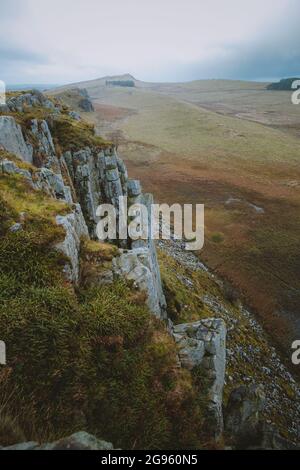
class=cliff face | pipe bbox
[0,91,166,318]
[0,90,298,450]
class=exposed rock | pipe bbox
[56,204,89,282]
[78,98,94,112]
[69,111,81,121]
[34,166,73,204]
[9,223,23,233]
[40,432,113,450]
[127,179,141,197]
[0,116,33,162]
[0,91,170,326]
[71,147,100,230]
[0,157,71,203]
[4,90,56,113]
[173,318,226,437]
[224,384,299,449]
[113,246,167,318]
[30,119,56,166]
[225,384,266,448]
[2,432,114,451]
[112,190,167,318]
[0,159,32,181]
[2,441,39,451]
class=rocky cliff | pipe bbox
[0,90,166,318]
[0,90,299,450]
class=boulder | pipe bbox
[2,432,114,451]
[40,432,113,450]
[3,441,39,451]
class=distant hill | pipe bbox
[267,78,300,90]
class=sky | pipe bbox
[0,0,299,84]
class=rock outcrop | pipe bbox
[0,92,166,318]
[56,205,89,282]
[3,89,58,113]
[173,318,226,437]
[0,116,33,162]
[78,88,94,112]
[225,384,299,449]
[79,98,94,112]
[1,89,298,449]
[1,432,114,451]
[225,384,265,448]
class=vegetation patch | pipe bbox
[0,169,207,450]
[50,115,110,153]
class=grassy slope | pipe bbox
[0,147,207,448]
[72,80,300,354]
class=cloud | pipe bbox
[0,46,45,64]
[0,0,299,83]
[181,2,300,81]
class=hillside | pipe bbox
[49,77,300,363]
[0,89,299,450]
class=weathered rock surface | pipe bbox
[0,159,31,180]
[4,89,57,113]
[0,104,167,316]
[30,119,58,168]
[173,318,226,437]
[2,432,114,451]
[69,111,81,121]
[225,384,265,448]
[225,384,299,449]
[56,204,89,282]
[113,247,167,318]
[0,116,33,162]
[78,98,94,112]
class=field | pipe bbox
[52,77,300,355]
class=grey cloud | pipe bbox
[0,46,46,64]
[178,3,300,81]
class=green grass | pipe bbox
[0,163,207,450]
[51,115,109,153]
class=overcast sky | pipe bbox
[0,0,299,84]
